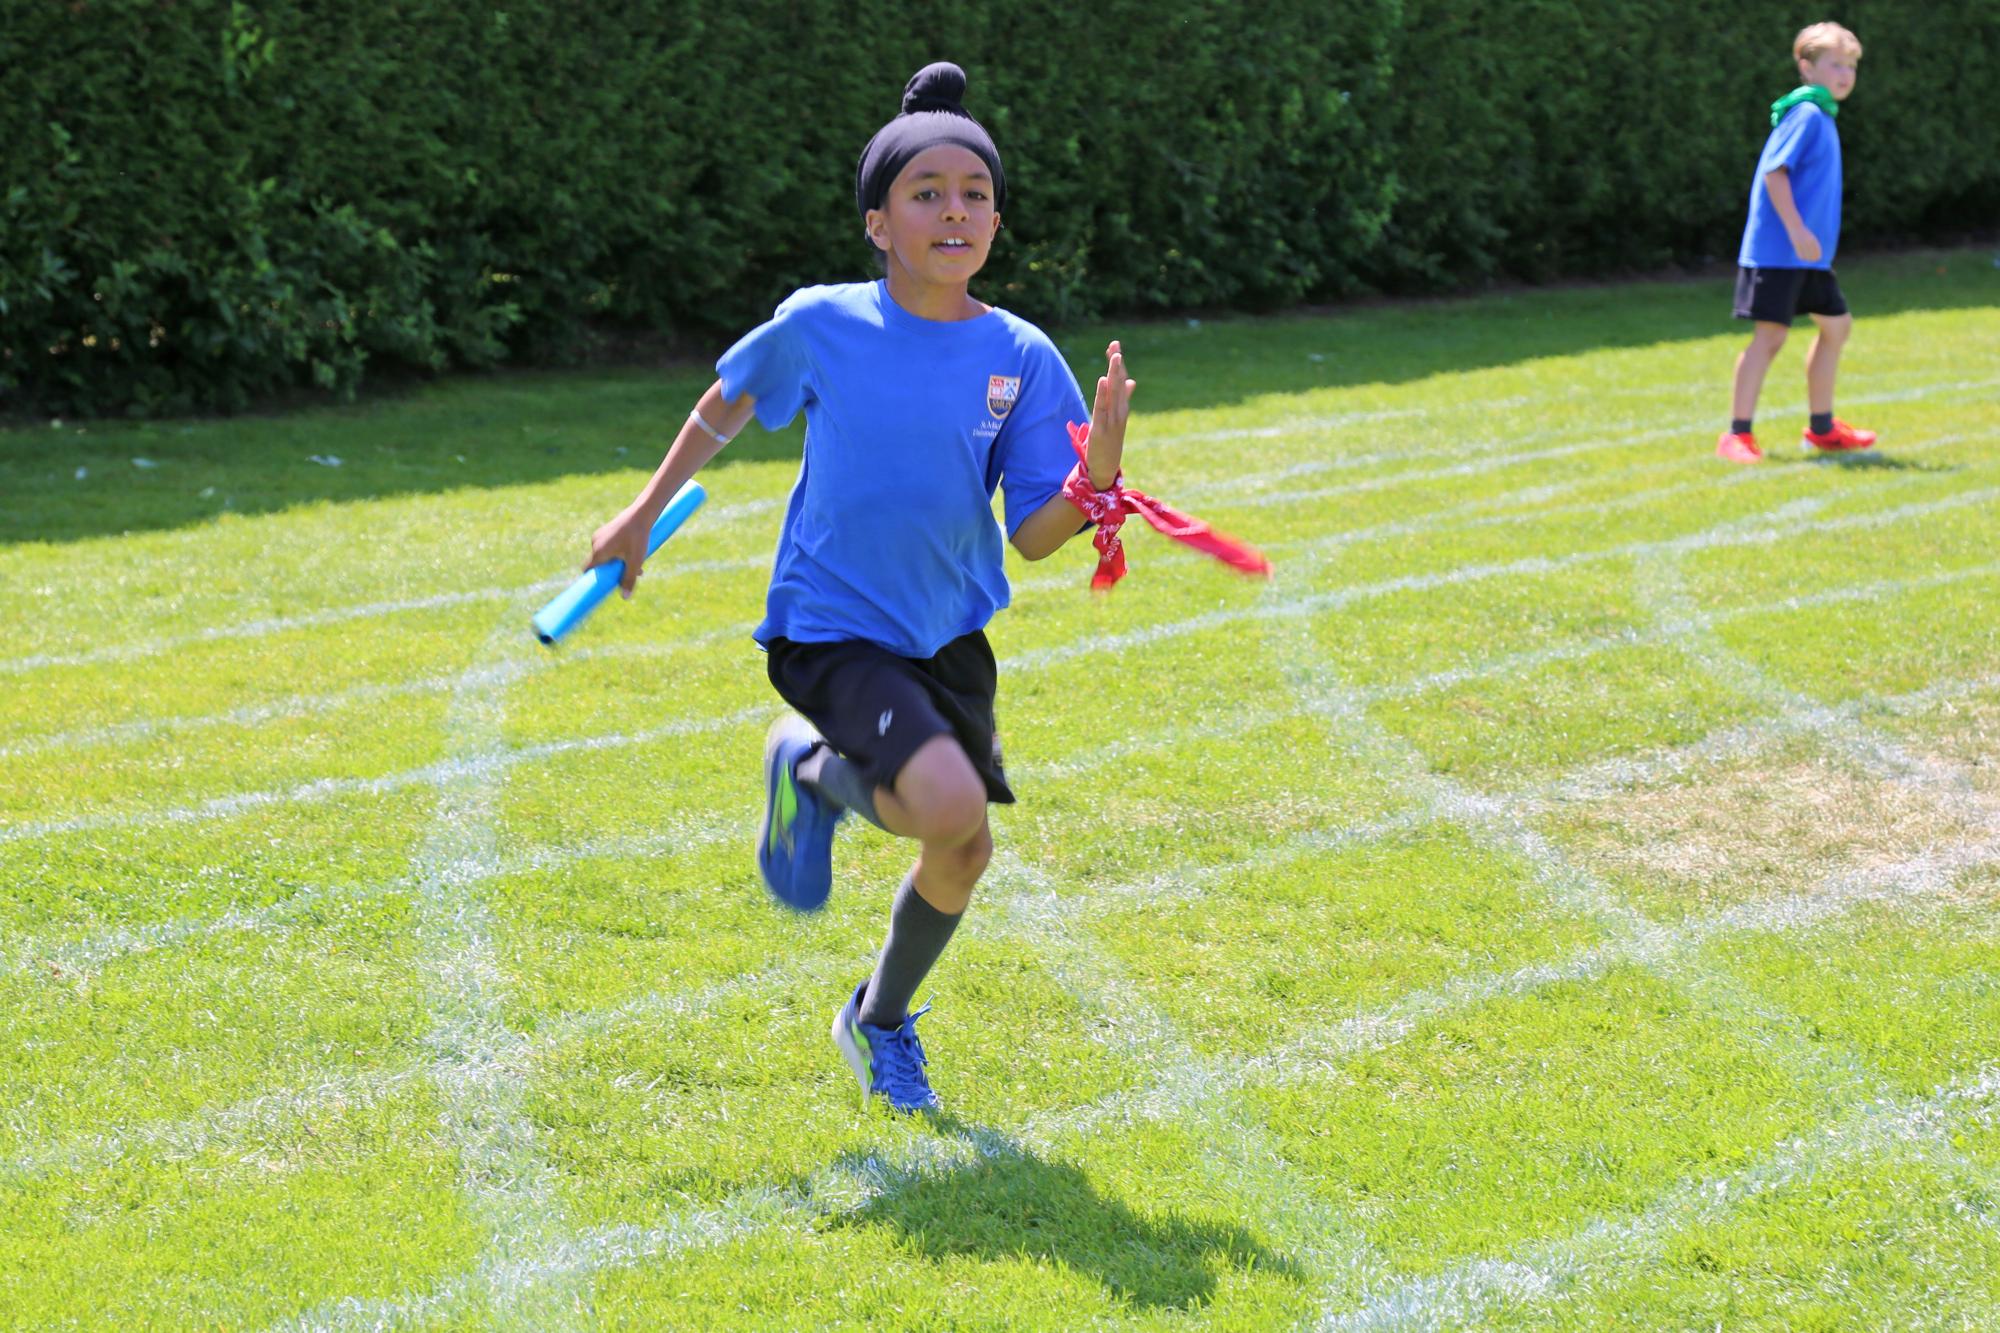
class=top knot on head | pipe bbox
[902,62,967,114]
[855,60,1006,218]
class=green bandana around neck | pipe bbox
[1771,84,1838,126]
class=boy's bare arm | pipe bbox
[587,380,754,596]
[1762,168,1823,263]
[1010,341,1136,561]
[1011,490,1090,560]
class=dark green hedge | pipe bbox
[4,0,1994,415]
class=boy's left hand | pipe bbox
[1086,340,1136,488]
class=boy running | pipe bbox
[1718,21,1877,464]
[586,63,1134,1113]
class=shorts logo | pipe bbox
[878,709,894,736]
[986,375,1020,418]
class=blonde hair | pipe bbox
[1794,21,1862,64]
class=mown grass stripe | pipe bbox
[984,851,1399,1292]
[1315,1065,2000,1332]
[1005,479,2000,671]
[0,705,772,846]
[251,864,2000,1331]
[12,422,1975,765]
[1276,558,2000,1327]
[10,573,1994,989]
[1037,797,2000,1143]
[10,369,1983,683]
[0,623,748,761]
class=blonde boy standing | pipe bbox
[1718,22,1877,464]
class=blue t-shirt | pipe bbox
[1739,102,1842,270]
[718,281,1088,659]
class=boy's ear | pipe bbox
[864,208,889,252]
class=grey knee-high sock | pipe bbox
[859,874,962,1028]
[799,746,887,830]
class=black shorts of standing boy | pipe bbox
[766,630,1014,805]
[1733,266,1850,326]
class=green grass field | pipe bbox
[3,249,1998,1331]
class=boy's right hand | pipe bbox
[586,508,653,599]
[1789,228,1823,263]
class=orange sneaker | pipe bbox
[1803,418,1877,453]
[1715,431,1763,464]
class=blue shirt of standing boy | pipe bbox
[719,279,1088,661]
[1739,102,1842,270]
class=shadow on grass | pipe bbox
[825,1115,1300,1310]
[1776,451,1962,473]
[4,247,1993,546]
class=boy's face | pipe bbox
[1799,46,1860,100]
[866,145,1002,287]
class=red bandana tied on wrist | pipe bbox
[1059,421,1273,592]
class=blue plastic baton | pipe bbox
[532,481,707,646]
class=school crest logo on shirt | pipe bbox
[987,374,1021,418]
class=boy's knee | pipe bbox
[1751,322,1790,351]
[892,735,988,844]
[933,821,994,882]
[1815,313,1852,341]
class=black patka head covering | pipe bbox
[855,62,1006,218]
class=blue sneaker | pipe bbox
[756,715,844,911]
[832,981,943,1114]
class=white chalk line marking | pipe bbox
[1319,1065,2000,1332]
[7,422,1992,1304]
[0,813,764,981]
[274,532,1992,1320]
[1,962,822,1188]
[1003,477,2000,672]
[0,464,1677,759]
[0,709,1360,981]
[7,544,1992,1264]
[1540,664,1998,809]
[1007,421,1973,600]
[0,622,748,762]
[253,831,2000,1332]
[982,850,1400,1290]
[23,600,1992,1304]
[1280,549,2000,1326]
[1032,827,2000,1145]
[0,534,774,680]
[8,460,1631,759]
[1145,373,1997,477]
[1635,547,1992,819]
[34,637,1997,997]
[3,699,1352,1168]
[8,367,1987,682]
[0,704,773,847]
[1352,558,2000,706]
[407,611,588,1329]
[15,420,1970,766]
[10,562,1998,978]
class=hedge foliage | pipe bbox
[5,0,1996,415]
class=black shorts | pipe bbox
[765,630,1014,804]
[1733,266,1849,326]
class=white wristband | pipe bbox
[689,408,733,445]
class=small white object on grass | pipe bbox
[74,467,88,481]
[131,457,159,469]
[308,454,343,468]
